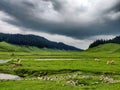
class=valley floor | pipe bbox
[0,51,120,90]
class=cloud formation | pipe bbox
[0,0,120,49]
[0,0,119,39]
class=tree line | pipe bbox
[0,33,81,51]
[89,36,120,48]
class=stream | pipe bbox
[0,73,21,80]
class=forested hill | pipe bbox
[0,33,82,51]
[89,36,120,48]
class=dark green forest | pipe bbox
[0,33,81,51]
[89,36,120,48]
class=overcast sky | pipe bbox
[0,0,120,49]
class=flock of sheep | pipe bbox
[94,58,115,65]
[12,58,115,65]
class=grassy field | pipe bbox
[0,42,120,90]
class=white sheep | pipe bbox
[17,58,21,64]
[107,60,114,65]
[111,60,115,64]
[94,58,100,62]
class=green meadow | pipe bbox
[0,42,120,90]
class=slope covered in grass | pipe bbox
[87,43,120,53]
[0,42,77,54]
[0,42,45,52]
[0,33,82,51]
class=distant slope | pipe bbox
[0,42,78,53]
[87,43,120,53]
[89,36,120,48]
[0,42,43,52]
[0,33,82,51]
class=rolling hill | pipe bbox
[0,42,73,52]
[0,42,43,52]
[87,43,120,53]
[89,36,120,48]
[0,33,82,51]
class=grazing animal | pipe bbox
[107,60,114,65]
[111,60,114,64]
[17,58,21,64]
[94,58,100,62]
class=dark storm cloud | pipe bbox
[0,0,120,39]
[22,1,35,8]
[113,3,120,12]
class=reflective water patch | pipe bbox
[0,73,21,80]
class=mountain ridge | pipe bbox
[0,33,82,51]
